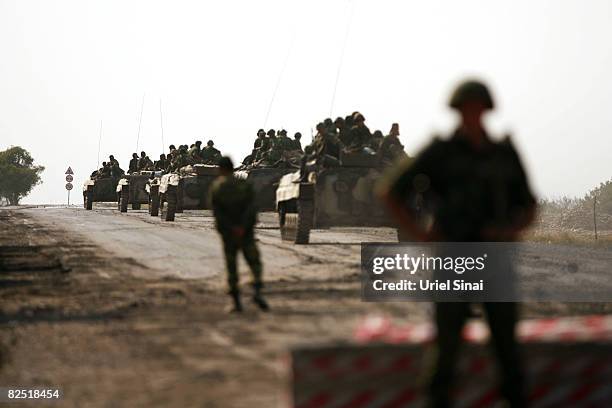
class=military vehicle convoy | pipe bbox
[275,151,396,244]
[116,172,156,212]
[83,177,120,210]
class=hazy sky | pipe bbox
[1,0,611,204]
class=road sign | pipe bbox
[65,182,73,191]
[65,174,74,183]
[65,167,74,175]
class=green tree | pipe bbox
[0,146,45,205]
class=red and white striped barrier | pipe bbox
[353,314,612,344]
[288,315,612,407]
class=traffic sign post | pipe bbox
[65,167,74,206]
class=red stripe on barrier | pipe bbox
[471,388,499,408]
[296,392,332,408]
[528,383,552,402]
[352,355,373,371]
[337,390,376,408]
[566,382,600,403]
[387,354,413,372]
[380,388,418,408]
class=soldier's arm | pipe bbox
[379,144,441,241]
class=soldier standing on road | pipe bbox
[210,156,268,313]
[381,79,536,408]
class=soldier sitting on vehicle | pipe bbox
[371,130,384,151]
[168,146,189,171]
[110,160,124,178]
[201,140,222,164]
[276,129,294,152]
[154,154,168,171]
[379,123,407,164]
[312,122,341,165]
[94,162,111,179]
[345,112,374,153]
[109,155,120,167]
[293,132,303,152]
[128,153,139,174]
[137,151,154,171]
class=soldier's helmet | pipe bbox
[280,129,287,136]
[207,140,214,146]
[141,151,146,156]
[218,156,234,171]
[257,129,265,136]
[267,129,276,137]
[196,140,202,146]
[353,112,365,122]
[109,155,115,160]
[449,80,494,110]
[373,130,383,138]
[294,132,302,139]
[132,153,138,158]
[169,144,176,151]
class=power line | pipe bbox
[135,93,145,152]
[329,0,356,117]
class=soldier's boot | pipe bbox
[227,291,243,313]
[252,285,269,312]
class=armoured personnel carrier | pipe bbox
[82,176,120,210]
[275,151,396,244]
[116,171,156,212]
[234,166,296,211]
[147,164,219,221]
[175,164,220,212]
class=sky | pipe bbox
[0,0,611,204]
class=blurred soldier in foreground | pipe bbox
[381,80,536,407]
[210,156,268,313]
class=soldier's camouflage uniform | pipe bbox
[385,128,535,407]
[210,175,262,296]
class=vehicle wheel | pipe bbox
[119,186,129,213]
[161,187,176,222]
[281,199,313,244]
[149,186,160,216]
[85,191,93,210]
[176,180,184,213]
[278,204,288,240]
[295,199,313,244]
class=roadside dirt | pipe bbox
[1,207,610,407]
[0,208,421,407]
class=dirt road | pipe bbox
[1,207,610,407]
